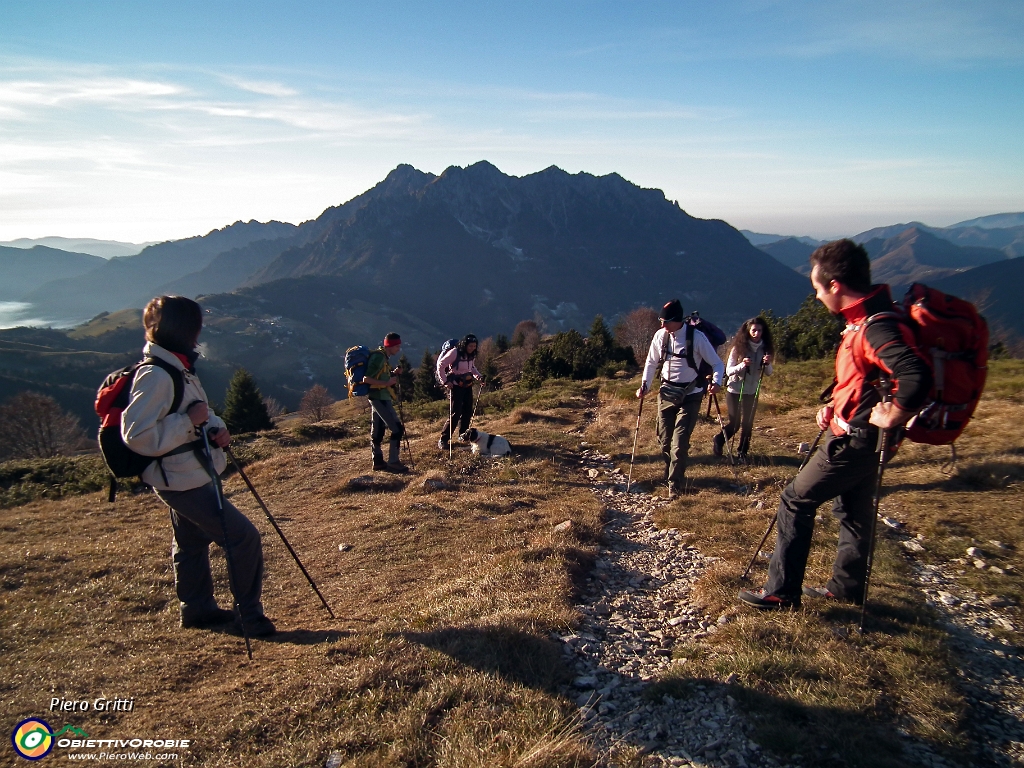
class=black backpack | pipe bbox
[660,321,721,391]
[95,356,187,502]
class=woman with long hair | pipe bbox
[436,334,484,450]
[714,316,774,460]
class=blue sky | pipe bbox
[1,0,1021,242]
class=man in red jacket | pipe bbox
[739,239,932,609]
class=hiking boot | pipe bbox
[180,606,236,629]
[712,433,725,457]
[738,588,799,610]
[438,439,449,451]
[372,459,389,471]
[385,462,410,474]
[239,615,277,637]
[668,485,696,499]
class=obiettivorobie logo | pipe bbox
[11,719,88,760]
[11,718,191,761]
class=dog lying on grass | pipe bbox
[460,428,512,457]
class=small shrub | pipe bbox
[300,384,335,423]
[293,422,351,443]
[0,455,117,508]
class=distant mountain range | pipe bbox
[20,220,299,325]
[0,162,813,417]
[0,246,105,301]
[0,237,154,259]
[862,228,1005,290]
[748,214,1024,296]
[1,167,1020,421]
[745,212,1024,261]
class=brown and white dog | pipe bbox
[460,428,512,457]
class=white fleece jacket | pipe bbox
[725,343,773,395]
[121,342,227,491]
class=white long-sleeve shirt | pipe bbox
[641,326,724,394]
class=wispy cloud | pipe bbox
[783,0,1024,62]
[220,75,298,97]
[0,77,183,114]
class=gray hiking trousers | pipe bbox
[157,482,266,623]
[656,391,703,493]
[369,398,404,464]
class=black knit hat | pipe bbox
[459,334,479,358]
[660,299,684,323]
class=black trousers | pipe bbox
[765,431,881,603]
[441,386,474,443]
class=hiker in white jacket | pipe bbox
[122,296,274,637]
[637,300,724,497]
[714,317,774,460]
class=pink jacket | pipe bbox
[436,347,483,387]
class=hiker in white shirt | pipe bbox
[637,299,724,497]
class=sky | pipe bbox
[1,0,1022,243]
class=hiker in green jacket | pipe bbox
[363,333,409,473]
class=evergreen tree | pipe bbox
[396,354,415,400]
[588,314,614,351]
[495,334,510,353]
[413,349,443,402]
[765,295,845,361]
[221,368,274,433]
[480,354,502,389]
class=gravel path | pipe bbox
[563,446,1024,767]
[894,525,1024,767]
[557,447,776,768]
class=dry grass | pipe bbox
[583,359,1024,767]
[0,382,602,767]
[3,362,1021,767]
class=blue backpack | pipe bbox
[434,338,460,386]
[345,345,371,397]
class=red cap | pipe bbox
[383,333,402,349]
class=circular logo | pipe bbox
[11,718,54,761]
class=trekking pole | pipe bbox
[859,428,891,634]
[224,446,336,619]
[448,386,454,459]
[198,421,252,659]
[626,394,645,493]
[741,366,766,458]
[711,394,735,467]
[395,383,415,470]
[468,381,485,428]
[739,426,827,581]
[733,372,746,457]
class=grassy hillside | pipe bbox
[1,364,1021,766]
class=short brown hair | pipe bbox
[809,239,872,293]
[143,296,203,352]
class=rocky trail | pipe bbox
[560,445,1024,767]
[558,446,770,768]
